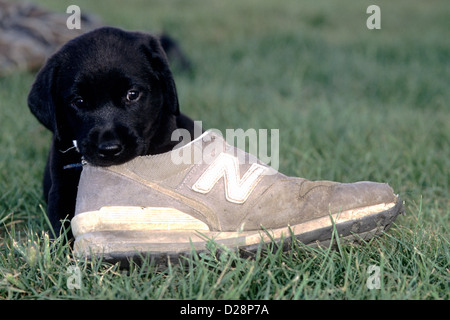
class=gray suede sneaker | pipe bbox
[71,130,404,263]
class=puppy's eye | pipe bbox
[126,90,140,102]
[72,98,85,109]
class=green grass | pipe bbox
[1,0,448,300]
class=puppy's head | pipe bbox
[28,27,179,166]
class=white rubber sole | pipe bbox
[72,198,403,264]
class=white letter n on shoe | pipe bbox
[192,153,267,204]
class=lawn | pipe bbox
[0,0,448,300]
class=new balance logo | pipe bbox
[192,153,268,204]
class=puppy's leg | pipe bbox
[45,144,81,239]
[43,154,51,204]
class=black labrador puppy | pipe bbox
[28,27,196,237]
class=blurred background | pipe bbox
[0,0,448,300]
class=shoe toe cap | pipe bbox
[245,179,398,230]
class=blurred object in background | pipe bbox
[0,0,101,76]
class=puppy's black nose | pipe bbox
[98,141,123,158]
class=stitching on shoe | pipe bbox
[298,183,333,199]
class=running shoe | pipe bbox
[71,130,404,263]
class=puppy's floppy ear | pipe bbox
[28,57,60,136]
[141,35,180,115]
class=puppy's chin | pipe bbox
[82,153,137,167]
[80,145,143,167]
